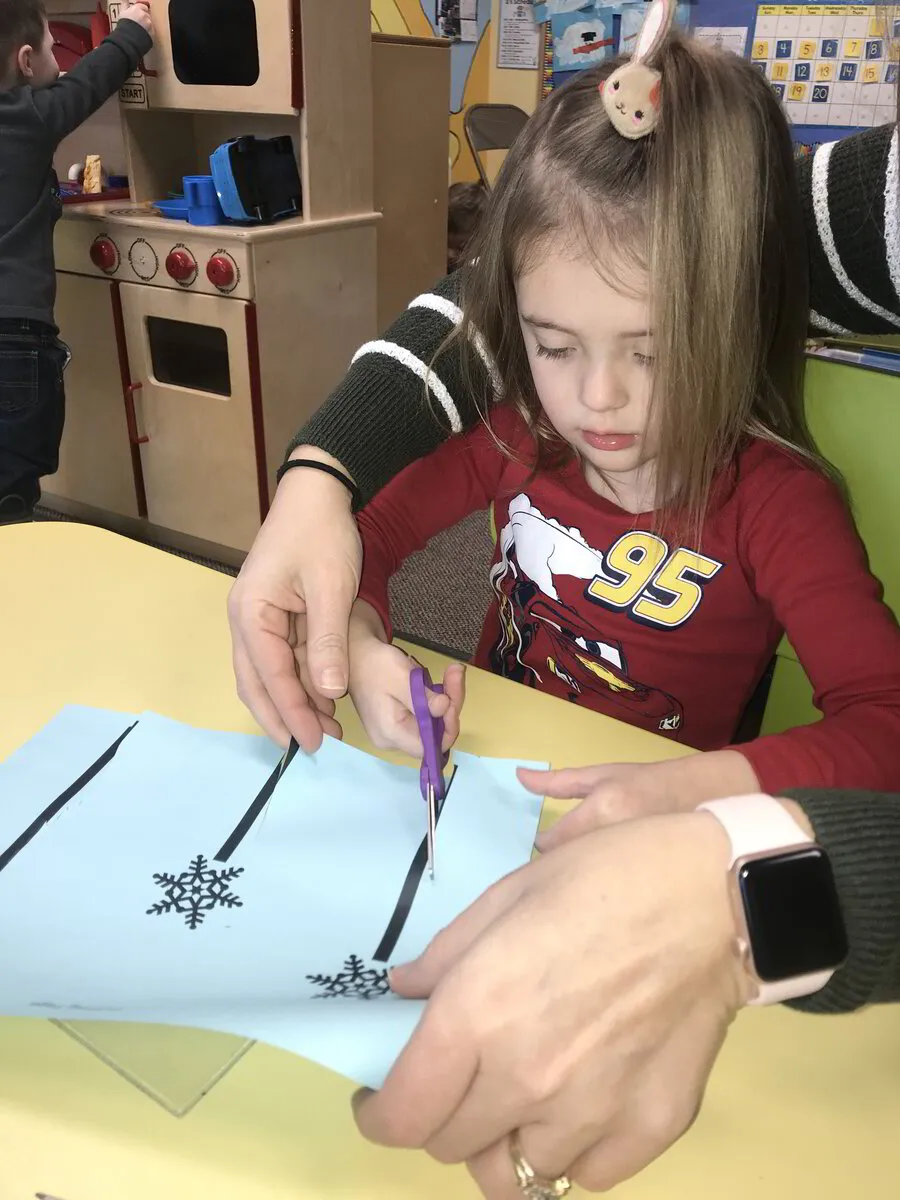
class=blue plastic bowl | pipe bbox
[154,197,189,221]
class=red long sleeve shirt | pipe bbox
[357,410,900,794]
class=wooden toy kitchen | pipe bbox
[44,1,449,559]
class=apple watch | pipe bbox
[697,794,849,1005]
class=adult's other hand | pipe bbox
[353,812,750,1197]
[228,448,362,751]
[520,750,761,852]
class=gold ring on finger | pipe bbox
[509,1129,572,1199]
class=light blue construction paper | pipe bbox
[0,706,136,840]
[0,708,544,1087]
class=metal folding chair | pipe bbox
[463,104,530,187]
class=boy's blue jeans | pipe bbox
[0,318,69,523]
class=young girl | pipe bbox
[345,9,900,802]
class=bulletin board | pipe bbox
[539,2,898,149]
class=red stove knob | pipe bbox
[207,254,236,290]
[166,248,196,283]
[90,235,118,273]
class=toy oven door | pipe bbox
[119,281,264,551]
[108,0,301,116]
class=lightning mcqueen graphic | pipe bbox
[487,494,684,734]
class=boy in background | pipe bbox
[0,0,153,524]
[447,180,486,273]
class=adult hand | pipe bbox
[353,813,750,1197]
[521,749,761,852]
[227,449,362,751]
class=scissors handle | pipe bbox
[410,666,448,802]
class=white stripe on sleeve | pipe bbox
[351,340,463,432]
[811,140,900,329]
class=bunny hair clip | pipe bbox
[600,0,675,140]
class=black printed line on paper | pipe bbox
[0,723,137,875]
[372,764,459,964]
[214,737,299,863]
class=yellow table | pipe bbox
[1,522,897,1200]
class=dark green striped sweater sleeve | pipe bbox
[287,271,487,507]
[787,790,900,1013]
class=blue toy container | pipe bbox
[183,175,225,226]
[153,175,226,226]
[210,136,302,224]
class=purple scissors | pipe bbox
[410,666,449,879]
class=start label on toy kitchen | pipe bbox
[120,79,148,106]
[107,0,149,108]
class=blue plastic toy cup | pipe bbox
[183,175,225,227]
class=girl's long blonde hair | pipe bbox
[452,34,831,539]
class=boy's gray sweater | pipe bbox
[0,18,151,327]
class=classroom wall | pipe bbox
[370,0,542,182]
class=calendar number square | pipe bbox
[820,39,838,58]
[843,38,862,58]
[811,84,830,102]
[775,39,793,57]
[794,61,810,81]
[862,63,881,84]
[798,39,816,59]
[815,63,835,82]
[839,61,858,81]
[772,61,789,80]
[753,40,770,60]
[788,81,808,101]
[866,39,884,60]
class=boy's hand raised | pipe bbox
[120,2,153,35]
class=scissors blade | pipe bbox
[427,782,436,879]
[411,666,447,882]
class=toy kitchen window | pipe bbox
[146,317,232,397]
[108,0,302,115]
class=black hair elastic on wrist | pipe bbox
[276,459,362,511]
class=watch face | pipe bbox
[739,848,848,982]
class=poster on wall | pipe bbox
[620,1,692,57]
[543,2,692,74]
[533,0,593,17]
[550,7,616,70]
[497,0,542,69]
[693,25,749,55]
[751,4,897,129]
[460,0,479,41]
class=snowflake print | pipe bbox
[307,954,390,1000]
[147,855,244,930]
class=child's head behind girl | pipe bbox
[0,1,59,91]
[457,32,826,537]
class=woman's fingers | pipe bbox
[231,628,292,748]
[465,1117,600,1200]
[352,984,479,1150]
[535,795,618,850]
[230,597,327,752]
[516,764,613,799]
[227,456,362,742]
[302,565,357,698]
[389,869,526,1000]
